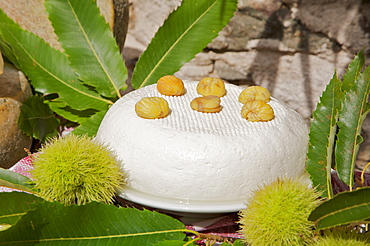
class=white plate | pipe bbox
[119,186,246,214]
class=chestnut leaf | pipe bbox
[131,0,238,89]
[17,95,60,142]
[0,198,187,245]
[45,0,127,100]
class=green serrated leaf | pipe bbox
[131,0,237,89]
[0,39,20,68]
[306,71,343,198]
[230,239,245,246]
[72,109,108,137]
[47,100,99,123]
[0,168,34,193]
[0,201,186,245]
[47,99,107,136]
[308,187,370,230]
[341,50,365,92]
[0,192,43,227]
[336,66,370,187]
[45,0,127,99]
[17,95,60,142]
[0,9,112,112]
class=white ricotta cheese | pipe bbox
[96,81,309,211]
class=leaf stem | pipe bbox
[183,237,200,246]
[360,162,370,185]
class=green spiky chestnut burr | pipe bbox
[31,134,126,205]
[313,227,370,246]
[238,178,321,246]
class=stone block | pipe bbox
[0,63,32,168]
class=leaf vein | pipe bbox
[66,0,121,97]
[139,0,219,88]
[1,24,112,105]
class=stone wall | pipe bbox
[124,0,370,121]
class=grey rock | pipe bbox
[0,63,32,168]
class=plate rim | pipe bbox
[119,187,247,213]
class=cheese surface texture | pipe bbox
[96,81,309,204]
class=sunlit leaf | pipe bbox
[0,9,112,112]
[0,192,43,227]
[309,187,370,230]
[131,0,237,89]
[72,109,108,137]
[0,39,20,68]
[0,201,186,245]
[230,239,245,246]
[17,95,60,142]
[336,65,370,187]
[306,50,370,197]
[341,50,365,92]
[306,72,342,198]
[0,168,34,193]
[45,0,127,99]
[46,100,107,137]
[0,6,115,136]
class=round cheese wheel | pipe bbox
[96,81,309,212]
